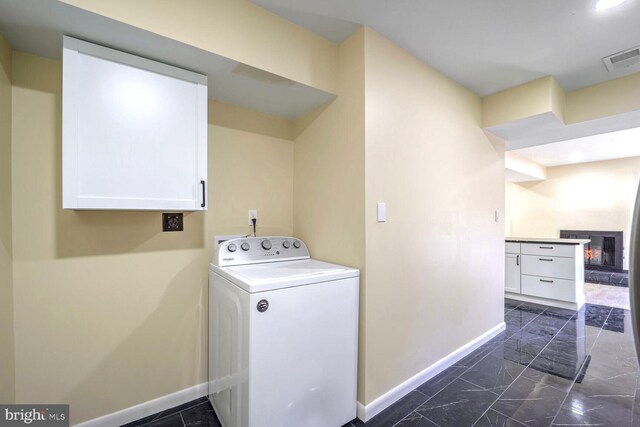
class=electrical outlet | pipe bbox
[248,209,258,225]
[163,213,184,232]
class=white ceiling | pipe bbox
[252,0,640,96]
[0,0,336,119]
[512,126,640,167]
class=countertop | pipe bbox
[506,237,590,245]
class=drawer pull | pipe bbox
[539,246,554,249]
[540,279,554,283]
[516,255,520,266]
[539,258,553,261]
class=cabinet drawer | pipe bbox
[505,242,521,254]
[522,275,576,302]
[521,243,576,258]
[521,255,575,280]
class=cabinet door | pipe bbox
[63,36,208,211]
[505,253,521,293]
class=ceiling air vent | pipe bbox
[602,46,640,72]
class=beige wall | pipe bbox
[483,72,640,128]
[0,35,15,404]
[482,76,564,128]
[209,100,293,141]
[292,28,367,397]
[60,0,338,95]
[362,28,505,404]
[10,52,293,423]
[506,156,640,270]
[566,73,640,124]
[293,27,505,406]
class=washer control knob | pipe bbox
[257,299,269,312]
[227,243,237,252]
[241,242,250,251]
[282,241,291,249]
[261,240,272,250]
[293,240,301,249]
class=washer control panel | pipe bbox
[214,236,310,267]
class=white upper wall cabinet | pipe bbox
[63,36,208,210]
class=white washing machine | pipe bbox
[208,236,359,427]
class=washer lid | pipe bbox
[211,259,359,293]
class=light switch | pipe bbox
[377,202,386,222]
[495,209,500,223]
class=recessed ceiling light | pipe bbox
[594,0,628,10]
[568,152,585,163]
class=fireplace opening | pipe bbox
[584,235,616,268]
[560,230,623,271]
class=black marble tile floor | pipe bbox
[125,299,640,427]
[121,397,219,427]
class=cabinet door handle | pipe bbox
[516,255,519,266]
[539,258,553,261]
[540,279,554,283]
[539,246,554,249]
[201,180,206,208]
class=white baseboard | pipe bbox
[356,321,506,422]
[74,382,208,427]
[75,323,507,426]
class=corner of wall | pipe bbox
[292,26,366,403]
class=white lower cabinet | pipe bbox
[505,252,521,294]
[505,240,585,310]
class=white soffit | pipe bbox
[506,169,545,183]
[488,109,640,151]
[0,0,336,119]
[512,126,640,167]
